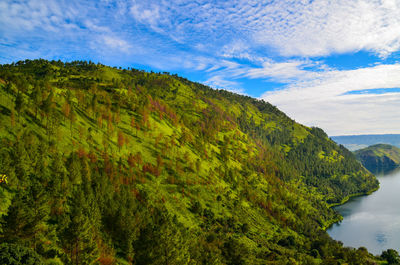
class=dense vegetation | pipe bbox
[355,144,400,173]
[0,59,383,264]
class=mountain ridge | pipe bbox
[0,59,382,264]
[355,144,400,173]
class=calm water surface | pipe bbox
[328,168,400,254]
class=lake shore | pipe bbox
[322,185,380,231]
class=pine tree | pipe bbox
[30,83,42,119]
[69,104,76,138]
[135,208,190,265]
[0,243,43,265]
[14,92,24,118]
[61,187,98,265]
[48,153,68,215]
[1,178,51,251]
[118,131,124,153]
[91,93,98,119]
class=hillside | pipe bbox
[355,144,400,173]
[332,134,400,151]
[0,59,381,264]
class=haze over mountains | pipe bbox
[332,134,400,151]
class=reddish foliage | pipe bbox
[97,256,115,265]
[88,152,97,163]
[142,163,159,176]
[117,131,124,150]
[127,153,136,168]
[148,97,178,124]
[77,147,87,158]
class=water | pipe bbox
[327,167,400,255]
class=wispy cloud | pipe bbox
[98,35,133,53]
[204,75,244,94]
[3,1,400,66]
[129,1,162,32]
[123,0,400,58]
[261,64,400,135]
[246,60,319,81]
[251,0,400,57]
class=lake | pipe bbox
[327,167,400,255]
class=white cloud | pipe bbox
[124,0,400,58]
[202,57,328,86]
[129,1,163,32]
[5,0,400,65]
[251,0,400,57]
[261,64,400,135]
[220,40,265,63]
[246,60,318,81]
[84,20,110,33]
[0,0,81,34]
[101,35,133,53]
[204,75,244,94]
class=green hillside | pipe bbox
[0,59,382,264]
[355,144,400,172]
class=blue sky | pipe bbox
[2,0,400,135]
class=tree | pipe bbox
[1,178,52,252]
[135,208,190,265]
[0,243,42,265]
[118,131,124,152]
[40,90,55,135]
[130,116,136,135]
[91,93,98,119]
[14,92,24,118]
[69,104,76,138]
[381,249,400,264]
[103,187,143,262]
[61,187,98,265]
[41,90,54,117]
[48,153,68,215]
[62,101,71,122]
[66,153,82,184]
[30,83,42,119]
[221,237,249,265]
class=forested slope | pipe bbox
[0,59,380,264]
[355,144,400,172]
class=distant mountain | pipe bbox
[331,134,400,151]
[355,144,400,172]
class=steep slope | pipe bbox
[0,59,380,264]
[355,144,400,172]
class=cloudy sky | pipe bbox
[2,0,400,135]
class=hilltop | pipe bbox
[0,59,381,264]
[355,144,400,173]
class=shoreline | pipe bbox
[322,185,380,231]
[328,185,380,208]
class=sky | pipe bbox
[2,0,400,136]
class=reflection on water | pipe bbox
[372,166,400,177]
[327,167,400,255]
